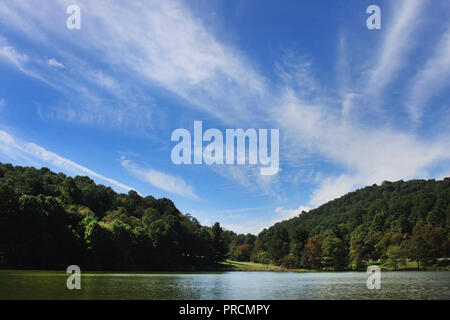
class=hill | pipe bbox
[0,162,235,270]
[1,162,449,271]
[228,179,449,270]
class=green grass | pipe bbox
[220,260,312,272]
[220,258,450,273]
[380,260,449,271]
[381,261,420,271]
[222,259,449,272]
[362,258,450,271]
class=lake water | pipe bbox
[0,270,449,300]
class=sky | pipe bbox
[0,0,449,235]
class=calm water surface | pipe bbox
[0,270,448,299]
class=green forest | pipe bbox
[0,162,449,271]
[228,178,450,270]
[0,162,233,270]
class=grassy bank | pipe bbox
[220,259,450,272]
[220,260,313,272]
[378,261,449,271]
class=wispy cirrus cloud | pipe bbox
[0,0,449,229]
[0,37,28,66]
[211,165,282,199]
[270,0,450,207]
[84,70,119,92]
[0,37,59,87]
[0,37,33,78]
[366,0,425,101]
[274,205,310,221]
[276,86,450,206]
[406,26,450,123]
[121,158,198,199]
[47,58,64,68]
[221,205,310,234]
[0,42,154,131]
[0,0,267,127]
[0,130,135,193]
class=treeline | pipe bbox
[0,163,234,270]
[228,179,450,270]
[2,162,449,271]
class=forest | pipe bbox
[228,178,449,270]
[0,162,449,271]
[0,162,233,270]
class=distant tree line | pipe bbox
[1,163,449,271]
[0,163,232,270]
[227,179,450,270]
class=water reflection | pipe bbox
[0,270,448,300]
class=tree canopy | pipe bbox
[1,162,448,271]
[234,179,450,270]
[0,163,235,270]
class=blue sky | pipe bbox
[0,0,449,234]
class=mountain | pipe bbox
[1,162,448,271]
[0,162,234,270]
[235,178,449,270]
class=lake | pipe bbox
[0,270,449,299]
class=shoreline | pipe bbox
[1,259,449,273]
[220,260,450,273]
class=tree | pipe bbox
[322,235,346,270]
[386,245,405,270]
[1,162,449,272]
[305,235,323,269]
[267,227,290,263]
[212,222,227,262]
[194,227,214,263]
[401,225,431,269]
[231,244,252,261]
[0,182,18,216]
[349,226,369,270]
[291,226,308,257]
[84,221,114,268]
[109,219,134,267]
[422,225,445,258]
[348,207,365,229]
[426,204,446,227]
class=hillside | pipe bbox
[1,162,449,271]
[0,162,235,270]
[228,179,450,270]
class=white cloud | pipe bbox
[212,165,282,199]
[366,0,425,99]
[0,38,28,66]
[290,110,448,206]
[438,171,450,180]
[0,130,135,193]
[406,26,450,123]
[0,38,145,129]
[274,66,450,206]
[0,0,449,217]
[276,0,447,206]
[121,158,198,199]
[274,205,310,221]
[0,38,29,73]
[0,37,53,85]
[47,58,64,68]
[0,0,267,126]
[341,92,357,119]
[85,70,119,91]
[221,220,270,236]
[222,205,309,235]
[309,174,362,207]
